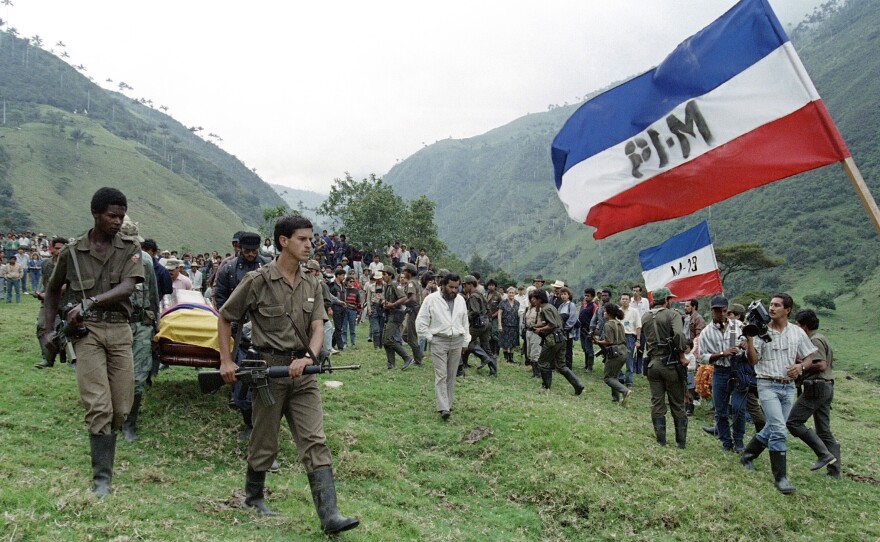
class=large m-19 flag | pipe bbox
[639,221,722,301]
[551,0,850,240]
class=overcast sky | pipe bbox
[5,0,821,193]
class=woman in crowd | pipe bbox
[28,251,42,293]
[594,303,632,405]
[557,287,580,370]
[498,287,520,363]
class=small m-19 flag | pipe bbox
[639,221,722,301]
[551,0,850,239]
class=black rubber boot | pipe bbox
[559,367,584,395]
[89,433,117,497]
[244,467,277,516]
[122,393,142,443]
[740,435,766,471]
[473,345,491,370]
[769,451,796,494]
[34,356,55,369]
[673,416,688,449]
[239,408,253,442]
[531,364,540,379]
[826,441,841,479]
[384,347,396,369]
[487,356,498,377]
[307,467,360,534]
[652,417,667,446]
[541,370,553,390]
[793,429,837,471]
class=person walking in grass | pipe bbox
[594,303,631,405]
[416,272,469,421]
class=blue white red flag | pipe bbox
[551,0,850,239]
[639,221,722,301]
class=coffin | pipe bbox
[153,290,231,368]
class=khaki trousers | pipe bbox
[74,321,134,435]
[430,335,464,412]
[248,372,332,473]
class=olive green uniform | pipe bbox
[401,277,423,363]
[219,261,331,473]
[130,251,159,395]
[486,290,502,355]
[48,232,144,435]
[536,303,583,392]
[381,280,410,367]
[602,319,630,400]
[642,306,687,445]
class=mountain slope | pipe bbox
[384,0,880,298]
[0,30,283,246]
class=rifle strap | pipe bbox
[69,241,90,308]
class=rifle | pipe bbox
[198,354,360,406]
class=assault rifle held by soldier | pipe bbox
[199,351,360,405]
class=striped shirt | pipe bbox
[698,319,743,368]
[753,322,817,379]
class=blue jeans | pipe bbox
[618,334,635,386]
[342,308,357,347]
[369,306,384,348]
[322,320,333,356]
[6,277,21,303]
[29,269,41,292]
[756,379,795,451]
[712,366,746,449]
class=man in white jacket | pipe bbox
[415,272,470,421]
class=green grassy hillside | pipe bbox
[0,29,284,240]
[1,299,878,541]
[0,107,247,249]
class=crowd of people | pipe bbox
[14,191,841,536]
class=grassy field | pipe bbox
[1,297,879,542]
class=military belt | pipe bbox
[83,309,129,324]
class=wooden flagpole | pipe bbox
[841,157,880,237]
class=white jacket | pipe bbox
[415,290,471,347]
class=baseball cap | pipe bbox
[710,295,729,309]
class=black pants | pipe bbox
[332,308,345,349]
[787,380,838,463]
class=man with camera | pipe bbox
[787,309,840,479]
[741,294,822,494]
[41,187,144,497]
[641,287,688,448]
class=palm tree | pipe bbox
[31,34,41,48]
[55,40,65,48]
[69,128,87,162]
[61,51,69,58]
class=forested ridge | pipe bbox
[0,28,283,245]
[384,0,880,297]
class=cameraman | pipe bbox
[742,293,817,494]
[787,309,840,478]
[41,187,144,497]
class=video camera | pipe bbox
[742,300,772,342]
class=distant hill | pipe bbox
[0,31,284,250]
[384,0,880,298]
[268,183,331,230]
